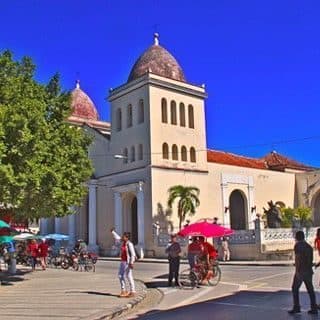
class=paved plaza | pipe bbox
[2,260,320,319]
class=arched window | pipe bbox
[181,146,187,161]
[190,147,196,162]
[162,143,169,159]
[161,98,167,123]
[138,144,143,160]
[131,145,135,162]
[138,99,144,124]
[179,103,186,127]
[123,148,128,164]
[188,104,194,129]
[171,100,177,125]
[172,144,178,160]
[116,108,122,131]
[127,104,133,128]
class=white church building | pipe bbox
[40,34,320,258]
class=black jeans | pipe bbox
[168,256,180,284]
[291,273,317,309]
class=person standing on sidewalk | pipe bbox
[288,230,318,315]
[111,229,136,298]
[165,234,181,287]
[221,237,230,261]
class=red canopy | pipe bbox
[178,219,234,238]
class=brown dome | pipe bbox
[127,34,186,83]
[71,81,99,121]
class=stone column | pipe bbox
[221,183,230,228]
[40,218,48,235]
[114,192,123,235]
[68,213,76,248]
[88,182,98,252]
[54,217,61,234]
[137,181,145,259]
[248,177,255,229]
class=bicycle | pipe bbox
[180,259,221,289]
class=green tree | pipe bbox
[0,51,93,220]
[280,206,313,228]
[167,185,200,230]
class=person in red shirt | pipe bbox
[38,239,49,270]
[198,237,218,282]
[111,228,136,298]
[314,228,320,268]
[27,239,38,271]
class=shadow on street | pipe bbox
[0,268,31,286]
[129,289,318,320]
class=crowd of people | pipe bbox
[111,226,230,297]
[166,234,225,287]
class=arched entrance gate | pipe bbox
[229,190,248,230]
[113,182,145,251]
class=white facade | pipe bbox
[41,36,320,257]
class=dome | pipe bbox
[71,81,99,121]
[127,33,186,83]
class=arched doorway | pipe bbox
[229,190,247,230]
[131,197,138,245]
[313,192,320,226]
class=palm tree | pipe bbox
[167,185,200,230]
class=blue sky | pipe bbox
[1,1,320,166]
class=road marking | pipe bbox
[207,301,294,311]
[162,288,179,295]
[219,281,248,290]
[170,286,212,309]
[245,272,291,283]
[247,282,267,289]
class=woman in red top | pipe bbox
[27,239,38,271]
[38,239,49,270]
[314,228,320,268]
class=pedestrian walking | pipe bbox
[27,239,38,271]
[165,234,181,287]
[111,228,136,298]
[221,237,230,261]
[314,228,320,268]
[288,230,318,315]
[38,239,49,270]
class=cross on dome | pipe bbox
[154,32,159,45]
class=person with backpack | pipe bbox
[111,228,136,298]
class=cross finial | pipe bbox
[76,79,80,89]
[154,32,159,45]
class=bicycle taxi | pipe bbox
[178,219,233,289]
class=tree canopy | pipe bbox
[0,50,93,220]
[167,185,200,230]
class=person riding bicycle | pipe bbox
[187,237,203,269]
[73,239,87,255]
[198,237,218,281]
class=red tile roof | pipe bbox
[262,151,314,172]
[207,149,314,172]
[207,150,267,169]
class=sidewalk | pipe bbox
[0,266,146,320]
[99,256,295,266]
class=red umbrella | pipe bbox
[178,219,234,238]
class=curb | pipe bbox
[88,279,147,320]
[98,257,294,267]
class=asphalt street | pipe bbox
[96,261,320,320]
